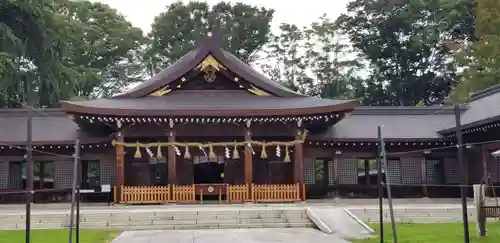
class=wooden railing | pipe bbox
[114,183,304,204]
[172,184,195,203]
[483,206,500,218]
[119,185,170,204]
[252,183,301,202]
[228,184,250,202]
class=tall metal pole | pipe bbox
[380,127,398,243]
[454,104,470,243]
[68,129,80,243]
[25,105,33,243]
[76,130,81,243]
[377,126,384,243]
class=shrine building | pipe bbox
[0,30,499,204]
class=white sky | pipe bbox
[91,0,363,88]
[94,0,351,34]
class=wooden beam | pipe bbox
[168,130,177,185]
[115,129,125,203]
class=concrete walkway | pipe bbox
[111,229,351,243]
[307,208,373,239]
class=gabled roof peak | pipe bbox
[196,28,224,49]
[113,29,301,98]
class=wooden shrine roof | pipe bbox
[0,106,455,145]
[60,29,356,117]
[310,106,456,141]
[439,84,500,134]
[0,109,105,145]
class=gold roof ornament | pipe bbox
[197,55,226,83]
[248,85,272,96]
[149,87,171,96]
[197,55,226,72]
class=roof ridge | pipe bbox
[353,106,456,115]
[469,83,500,101]
[0,108,66,117]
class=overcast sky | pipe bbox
[93,0,352,33]
[91,0,363,84]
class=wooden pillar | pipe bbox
[481,145,490,196]
[39,162,45,189]
[333,157,340,197]
[244,128,253,186]
[421,157,428,198]
[323,159,329,189]
[167,130,177,185]
[244,127,253,201]
[474,184,487,236]
[294,129,304,199]
[115,129,125,203]
[364,159,370,185]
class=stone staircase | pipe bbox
[0,207,314,231]
[348,207,478,223]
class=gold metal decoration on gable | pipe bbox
[196,55,226,83]
[149,87,171,96]
[204,66,216,83]
[248,85,272,96]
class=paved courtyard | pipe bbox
[111,228,351,243]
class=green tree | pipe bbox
[450,0,500,103]
[260,23,312,94]
[148,1,274,69]
[261,15,363,99]
[0,0,62,107]
[337,0,472,106]
[304,15,363,99]
[54,1,145,100]
[0,0,145,108]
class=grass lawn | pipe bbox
[353,222,500,243]
[0,229,119,243]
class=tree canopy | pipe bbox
[450,0,500,103]
[1,0,495,108]
[0,0,145,108]
[147,1,274,70]
[336,0,474,106]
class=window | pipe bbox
[304,158,330,185]
[426,159,445,185]
[20,161,54,189]
[358,159,378,184]
[81,160,100,189]
[314,159,325,185]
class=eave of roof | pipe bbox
[439,84,500,134]
[0,108,109,145]
[310,106,456,141]
[61,90,358,117]
[0,105,460,145]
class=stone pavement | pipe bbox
[1,197,493,214]
[307,207,373,239]
[110,228,351,243]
